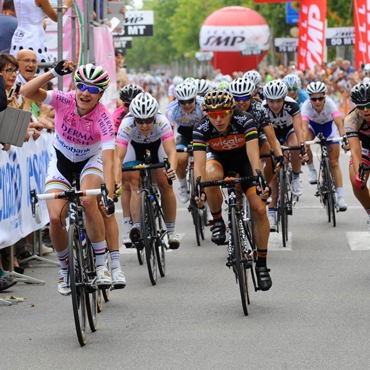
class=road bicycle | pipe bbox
[122,154,171,285]
[196,170,265,316]
[31,178,110,346]
[177,144,207,246]
[306,133,343,227]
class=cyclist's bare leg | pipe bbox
[46,194,68,252]
[268,174,278,209]
[328,144,343,187]
[177,152,188,180]
[349,164,370,208]
[286,134,301,173]
[121,173,131,220]
[305,131,314,166]
[126,171,141,224]
[204,162,224,216]
[156,168,176,221]
[260,141,274,184]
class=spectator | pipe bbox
[0,54,19,107]
[10,0,74,75]
[342,60,355,77]
[0,0,18,54]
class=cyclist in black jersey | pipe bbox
[345,82,370,231]
[193,90,272,291]
[229,77,282,184]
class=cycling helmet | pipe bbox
[283,74,301,88]
[74,64,110,90]
[129,92,159,119]
[172,76,183,86]
[119,85,144,102]
[306,81,327,95]
[203,90,235,111]
[195,79,210,96]
[243,70,262,87]
[174,82,197,100]
[218,81,229,90]
[350,82,370,105]
[263,80,288,100]
[228,77,255,97]
[185,77,197,86]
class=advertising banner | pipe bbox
[298,0,327,70]
[354,0,370,69]
[326,27,355,47]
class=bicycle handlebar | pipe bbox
[359,162,370,181]
[176,144,193,154]
[305,136,343,146]
[260,149,277,173]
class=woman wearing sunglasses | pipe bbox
[302,81,348,212]
[228,77,282,186]
[166,81,206,204]
[345,82,370,231]
[193,90,272,291]
[283,74,309,108]
[115,92,180,249]
[21,59,127,294]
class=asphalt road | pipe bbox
[1,103,370,369]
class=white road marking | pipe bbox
[268,232,292,251]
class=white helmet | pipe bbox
[174,82,197,100]
[228,78,255,97]
[129,92,159,119]
[306,81,327,95]
[243,70,262,87]
[283,74,301,89]
[185,77,196,85]
[263,80,288,100]
[195,79,211,96]
[173,76,184,86]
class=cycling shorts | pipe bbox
[275,127,296,145]
[45,147,103,192]
[308,120,340,146]
[175,134,192,149]
[123,139,166,166]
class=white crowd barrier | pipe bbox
[0,131,53,249]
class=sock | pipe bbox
[179,178,187,188]
[133,222,140,229]
[110,250,120,270]
[124,217,132,233]
[211,210,223,223]
[91,241,106,267]
[165,221,176,232]
[308,163,316,171]
[56,248,68,269]
[292,172,300,180]
[337,187,344,198]
[256,249,268,267]
[365,208,370,217]
[268,207,276,216]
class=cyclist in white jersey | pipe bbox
[166,81,206,203]
[302,81,349,211]
[262,79,308,230]
[21,60,126,295]
[115,92,180,249]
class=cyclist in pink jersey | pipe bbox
[21,60,126,295]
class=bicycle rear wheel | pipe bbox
[68,225,87,346]
[188,168,203,246]
[85,238,98,333]
[141,192,157,285]
[154,203,166,278]
[324,159,336,227]
[231,207,249,316]
[278,170,288,247]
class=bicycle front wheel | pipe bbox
[141,192,157,285]
[278,169,288,247]
[231,207,249,316]
[85,238,98,333]
[154,204,166,278]
[68,226,87,346]
[324,159,336,227]
[189,167,203,246]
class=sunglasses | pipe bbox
[2,68,17,75]
[288,87,299,91]
[76,83,103,94]
[123,102,131,108]
[135,117,155,125]
[207,110,231,119]
[234,96,251,102]
[179,98,195,105]
[357,102,370,110]
[310,96,325,102]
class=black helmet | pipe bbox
[203,90,235,111]
[119,84,144,102]
[350,82,370,105]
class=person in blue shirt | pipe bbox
[0,0,18,54]
[283,74,309,108]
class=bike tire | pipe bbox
[324,159,336,227]
[231,207,249,316]
[141,192,157,285]
[68,225,87,346]
[189,167,202,246]
[137,247,145,265]
[102,249,111,302]
[278,169,288,247]
[154,203,166,278]
[85,238,98,332]
[97,290,103,312]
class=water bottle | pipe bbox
[80,230,86,247]
[151,194,156,207]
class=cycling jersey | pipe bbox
[344,108,370,149]
[43,90,115,162]
[116,112,174,147]
[301,97,340,124]
[247,99,272,133]
[166,97,205,138]
[192,108,258,158]
[168,84,175,97]
[295,89,309,108]
[112,105,127,134]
